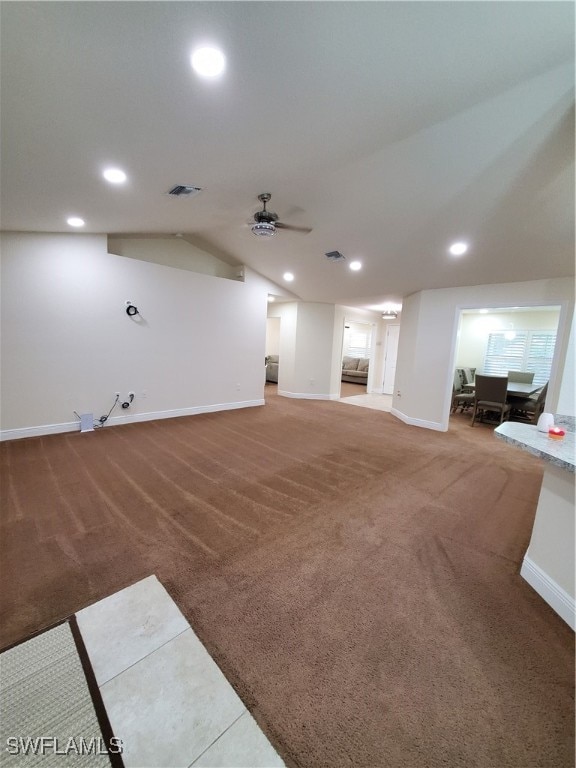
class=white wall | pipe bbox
[268,301,346,398]
[337,306,384,393]
[522,464,575,628]
[392,278,574,431]
[455,309,561,370]
[275,302,298,392]
[287,303,337,397]
[0,232,271,437]
[108,236,237,279]
[556,312,575,417]
[520,312,575,628]
[265,317,281,356]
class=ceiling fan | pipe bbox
[250,193,312,237]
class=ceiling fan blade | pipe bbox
[275,222,312,234]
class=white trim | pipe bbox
[0,399,265,441]
[390,408,446,432]
[368,386,384,395]
[521,555,575,630]
[278,390,339,400]
[0,421,80,441]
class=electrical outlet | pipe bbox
[396,390,401,397]
[310,378,315,386]
[236,383,241,390]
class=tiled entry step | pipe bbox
[76,576,285,768]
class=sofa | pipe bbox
[341,356,369,384]
[266,355,279,382]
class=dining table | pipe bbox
[462,380,541,398]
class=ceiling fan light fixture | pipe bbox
[382,310,398,320]
[252,221,276,237]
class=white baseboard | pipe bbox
[278,390,340,400]
[0,421,80,441]
[521,556,575,630]
[390,408,446,432]
[0,399,265,442]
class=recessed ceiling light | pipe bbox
[267,295,275,303]
[449,241,469,256]
[67,217,85,227]
[103,168,127,184]
[191,47,226,78]
[283,272,294,282]
[349,261,362,271]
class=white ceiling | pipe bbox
[1,2,574,310]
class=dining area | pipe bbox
[451,368,549,427]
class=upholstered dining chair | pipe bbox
[451,388,474,413]
[509,382,548,423]
[507,370,535,384]
[451,369,474,413]
[471,374,511,427]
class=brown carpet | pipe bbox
[1,390,574,767]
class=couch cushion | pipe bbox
[342,369,367,378]
[342,356,360,370]
[357,358,370,372]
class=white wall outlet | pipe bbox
[396,390,401,397]
[310,378,315,385]
[236,383,241,390]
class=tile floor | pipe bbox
[76,576,285,768]
[338,393,393,412]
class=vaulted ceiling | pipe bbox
[1,2,574,309]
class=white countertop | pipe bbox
[495,420,575,473]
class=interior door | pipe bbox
[383,324,400,394]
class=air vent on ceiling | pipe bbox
[166,185,202,197]
[325,250,345,262]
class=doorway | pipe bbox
[383,324,400,395]
[340,320,373,396]
[450,305,561,426]
[265,316,280,390]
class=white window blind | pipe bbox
[484,331,555,386]
[346,330,371,359]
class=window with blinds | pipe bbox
[484,331,556,386]
[346,329,372,359]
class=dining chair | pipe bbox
[451,387,474,413]
[507,370,535,384]
[470,374,511,427]
[509,382,548,423]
